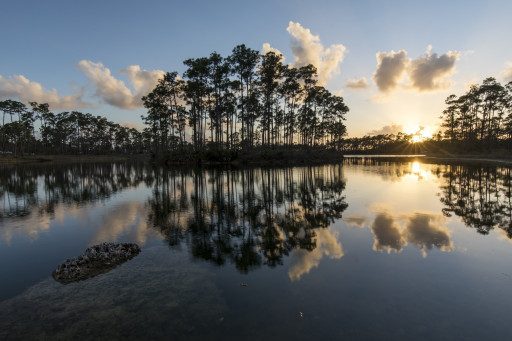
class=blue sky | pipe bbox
[1,0,511,137]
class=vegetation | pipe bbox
[0,44,349,163]
[141,45,349,160]
[438,77,512,151]
[342,77,512,155]
[0,100,145,156]
[3,47,512,160]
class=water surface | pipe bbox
[1,159,512,340]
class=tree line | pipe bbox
[0,44,349,158]
[142,45,349,157]
[440,77,512,150]
[0,100,146,156]
[341,132,424,154]
[340,77,512,154]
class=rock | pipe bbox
[52,242,141,284]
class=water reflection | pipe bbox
[2,160,512,273]
[438,164,512,238]
[288,227,343,281]
[91,201,153,245]
[0,163,349,276]
[0,162,148,218]
[0,162,150,244]
[147,166,349,274]
[370,210,407,254]
[369,209,452,257]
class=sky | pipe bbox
[1,0,512,137]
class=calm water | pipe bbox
[1,159,512,340]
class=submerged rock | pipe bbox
[52,242,141,284]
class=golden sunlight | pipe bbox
[405,125,433,143]
[412,161,421,174]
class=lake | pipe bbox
[1,158,512,340]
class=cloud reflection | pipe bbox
[90,201,158,245]
[370,212,407,253]
[288,227,343,281]
[344,214,367,228]
[0,204,84,245]
[403,213,453,257]
[368,208,453,257]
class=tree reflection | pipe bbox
[9,160,512,273]
[147,165,348,273]
[0,162,149,219]
[438,164,512,238]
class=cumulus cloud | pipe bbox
[499,62,512,83]
[345,77,368,90]
[0,74,93,110]
[372,47,460,94]
[285,21,346,86]
[120,65,166,98]
[288,227,344,281]
[408,49,460,91]
[373,50,410,93]
[261,43,285,62]
[77,60,164,110]
[368,124,404,136]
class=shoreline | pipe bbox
[344,153,512,165]
[3,152,512,166]
[0,154,150,165]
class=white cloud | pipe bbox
[120,65,166,99]
[285,21,346,86]
[118,121,144,131]
[77,60,164,110]
[345,77,368,90]
[408,50,460,91]
[372,47,460,94]
[368,123,404,136]
[499,62,512,83]
[0,74,93,110]
[373,50,410,93]
[261,43,285,62]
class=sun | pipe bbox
[410,135,423,143]
[405,125,433,143]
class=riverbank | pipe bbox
[423,153,512,165]
[3,151,512,167]
[343,153,512,166]
[0,154,150,165]
[0,149,343,166]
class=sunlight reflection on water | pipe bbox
[1,160,512,339]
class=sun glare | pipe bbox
[405,125,433,143]
[412,161,421,174]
